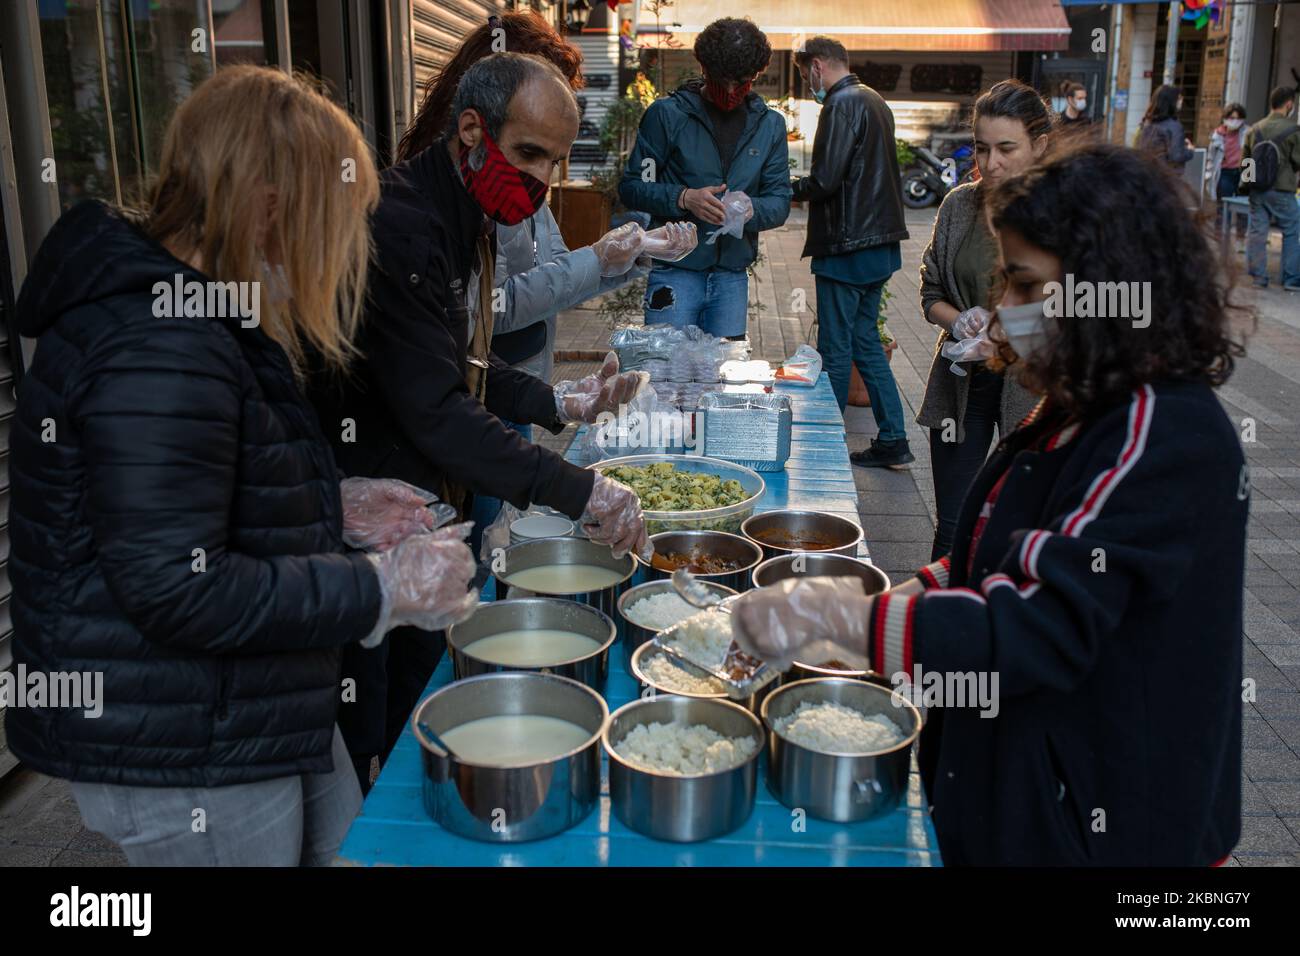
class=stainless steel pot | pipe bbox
[751,551,892,593]
[761,678,922,823]
[616,578,736,672]
[629,641,773,714]
[642,529,763,594]
[448,598,617,692]
[495,536,636,620]
[604,696,763,842]
[741,510,864,559]
[412,672,608,843]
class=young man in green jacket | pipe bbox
[619,17,791,339]
[1245,85,1300,291]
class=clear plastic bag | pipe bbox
[940,331,997,376]
[775,343,822,387]
[703,190,753,245]
[580,382,695,460]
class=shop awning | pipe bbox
[636,0,1072,52]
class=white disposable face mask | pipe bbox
[996,300,1052,362]
[1073,98,1087,112]
[1225,118,1244,131]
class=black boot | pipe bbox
[851,437,915,468]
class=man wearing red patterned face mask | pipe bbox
[308,53,651,786]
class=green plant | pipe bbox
[896,138,916,170]
[598,275,648,328]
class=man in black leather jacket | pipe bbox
[793,37,913,468]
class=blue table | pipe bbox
[339,374,940,866]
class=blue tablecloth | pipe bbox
[338,375,940,866]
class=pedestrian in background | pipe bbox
[1056,80,1091,133]
[619,17,792,339]
[1206,101,1249,243]
[792,36,912,467]
[1137,84,1194,172]
[1244,85,1300,291]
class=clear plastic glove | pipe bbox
[951,306,991,341]
[340,477,452,552]
[642,222,698,263]
[941,328,998,377]
[580,472,650,561]
[731,576,875,672]
[704,190,754,245]
[363,523,478,647]
[592,221,646,277]
[554,351,650,424]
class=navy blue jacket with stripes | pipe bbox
[871,382,1247,866]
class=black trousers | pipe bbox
[337,625,446,794]
[928,366,1003,561]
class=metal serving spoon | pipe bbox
[671,567,725,609]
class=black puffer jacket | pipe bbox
[792,75,909,257]
[7,201,383,787]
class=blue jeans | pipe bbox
[814,274,907,439]
[644,265,749,338]
[69,725,361,866]
[1247,190,1300,287]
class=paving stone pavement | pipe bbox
[3,206,1297,867]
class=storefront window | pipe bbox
[213,0,271,66]
[37,0,214,209]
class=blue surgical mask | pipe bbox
[811,67,826,104]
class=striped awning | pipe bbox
[637,0,1072,52]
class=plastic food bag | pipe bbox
[642,222,698,262]
[703,191,753,245]
[479,502,525,563]
[775,344,822,387]
[580,381,695,460]
[940,331,998,376]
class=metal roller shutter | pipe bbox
[410,0,505,91]
[568,32,622,175]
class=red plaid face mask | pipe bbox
[703,78,752,112]
[458,118,548,225]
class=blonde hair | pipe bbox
[144,65,379,372]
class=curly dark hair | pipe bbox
[693,17,771,83]
[985,142,1250,421]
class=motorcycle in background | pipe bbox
[901,142,976,209]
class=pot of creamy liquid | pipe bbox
[412,672,608,842]
[448,598,616,692]
[495,536,638,622]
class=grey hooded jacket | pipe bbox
[493,205,646,382]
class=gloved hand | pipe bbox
[580,472,650,561]
[731,576,876,672]
[363,523,478,646]
[591,221,646,277]
[340,477,449,552]
[951,306,991,341]
[642,222,698,263]
[554,351,650,424]
[940,329,998,376]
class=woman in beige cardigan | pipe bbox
[916,80,1050,559]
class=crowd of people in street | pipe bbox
[5,9,1286,866]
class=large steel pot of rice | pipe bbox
[412,672,608,842]
[603,696,763,843]
[761,678,921,823]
